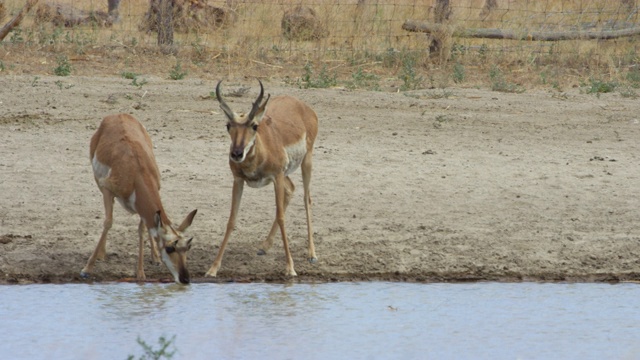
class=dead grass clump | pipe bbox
[139,0,235,34]
[35,2,116,28]
[281,6,328,41]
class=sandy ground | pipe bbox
[1,74,640,284]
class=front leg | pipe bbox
[206,177,244,277]
[259,176,294,255]
[274,173,296,276]
[136,218,146,281]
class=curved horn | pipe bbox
[247,80,267,121]
[216,80,235,121]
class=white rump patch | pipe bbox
[92,155,111,185]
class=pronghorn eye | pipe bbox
[225,123,231,132]
[252,124,258,131]
[165,246,176,254]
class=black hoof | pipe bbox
[257,249,267,256]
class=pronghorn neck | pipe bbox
[134,174,170,229]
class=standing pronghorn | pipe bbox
[205,80,318,277]
[81,113,197,284]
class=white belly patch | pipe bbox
[116,191,137,214]
[246,175,274,188]
[283,136,307,176]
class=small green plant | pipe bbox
[122,71,148,88]
[450,43,467,59]
[31,76,40,87]
[489,65,524,93]
[346,67,380,90]
[398,57,423,91]
[121,71,138,80]
[619,86,639,99]
[169,62,187,80]
[0,61,5,72]
[478,44,489,58]
[586,78,616,97]
[452,62,465,84]
[53,56,72,76]
[625,69,640,88]
[298,63,337,89]
[9,28,24,44]
[127,335,176,360]
[435,114,451,123]
[54,80,74,90]
[131,76,148,88]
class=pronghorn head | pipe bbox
[154,209,197,285]
[216,80,271,163]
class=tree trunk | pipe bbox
[430,0,451,59]
[157,0,174,46]
[108,0,120,16]
[480,0,498,19]
[434,0,451,23]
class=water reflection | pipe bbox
[224,283,335,319]
[2,282,640,359]
[91,283,189,320]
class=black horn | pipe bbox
[216,80,235,120]
[247,80,269,121]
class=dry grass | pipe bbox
[1,0,639,91]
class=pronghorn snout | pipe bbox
[230,148,244,162]
[178,268,190,284]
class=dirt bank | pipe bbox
[1,75,639,284]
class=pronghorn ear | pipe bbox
[177,209,197,232]
[253,94,271,125]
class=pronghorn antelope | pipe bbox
[205,80,318,277]
[81,113,197,284]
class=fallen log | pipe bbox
[0,0,39,41]
[402,20,640,41]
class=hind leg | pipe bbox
[301,151,317,263]
[81,188,114,277]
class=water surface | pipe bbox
[2,282,640,359]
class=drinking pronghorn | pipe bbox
[81,113,197,284]
[206,80,318,277]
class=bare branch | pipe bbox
[0,0,39,41]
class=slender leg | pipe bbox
[259,176,294,255]
[136,219,146,281]
[147,231,160,265]
[81,188,114,277]
[301,151,317,263]
[205,177,244,277]
[274,173,296,276]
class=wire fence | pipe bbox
[2,0,640,85]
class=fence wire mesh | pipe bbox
[1,0,640,88]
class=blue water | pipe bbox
[2,282,640,359]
